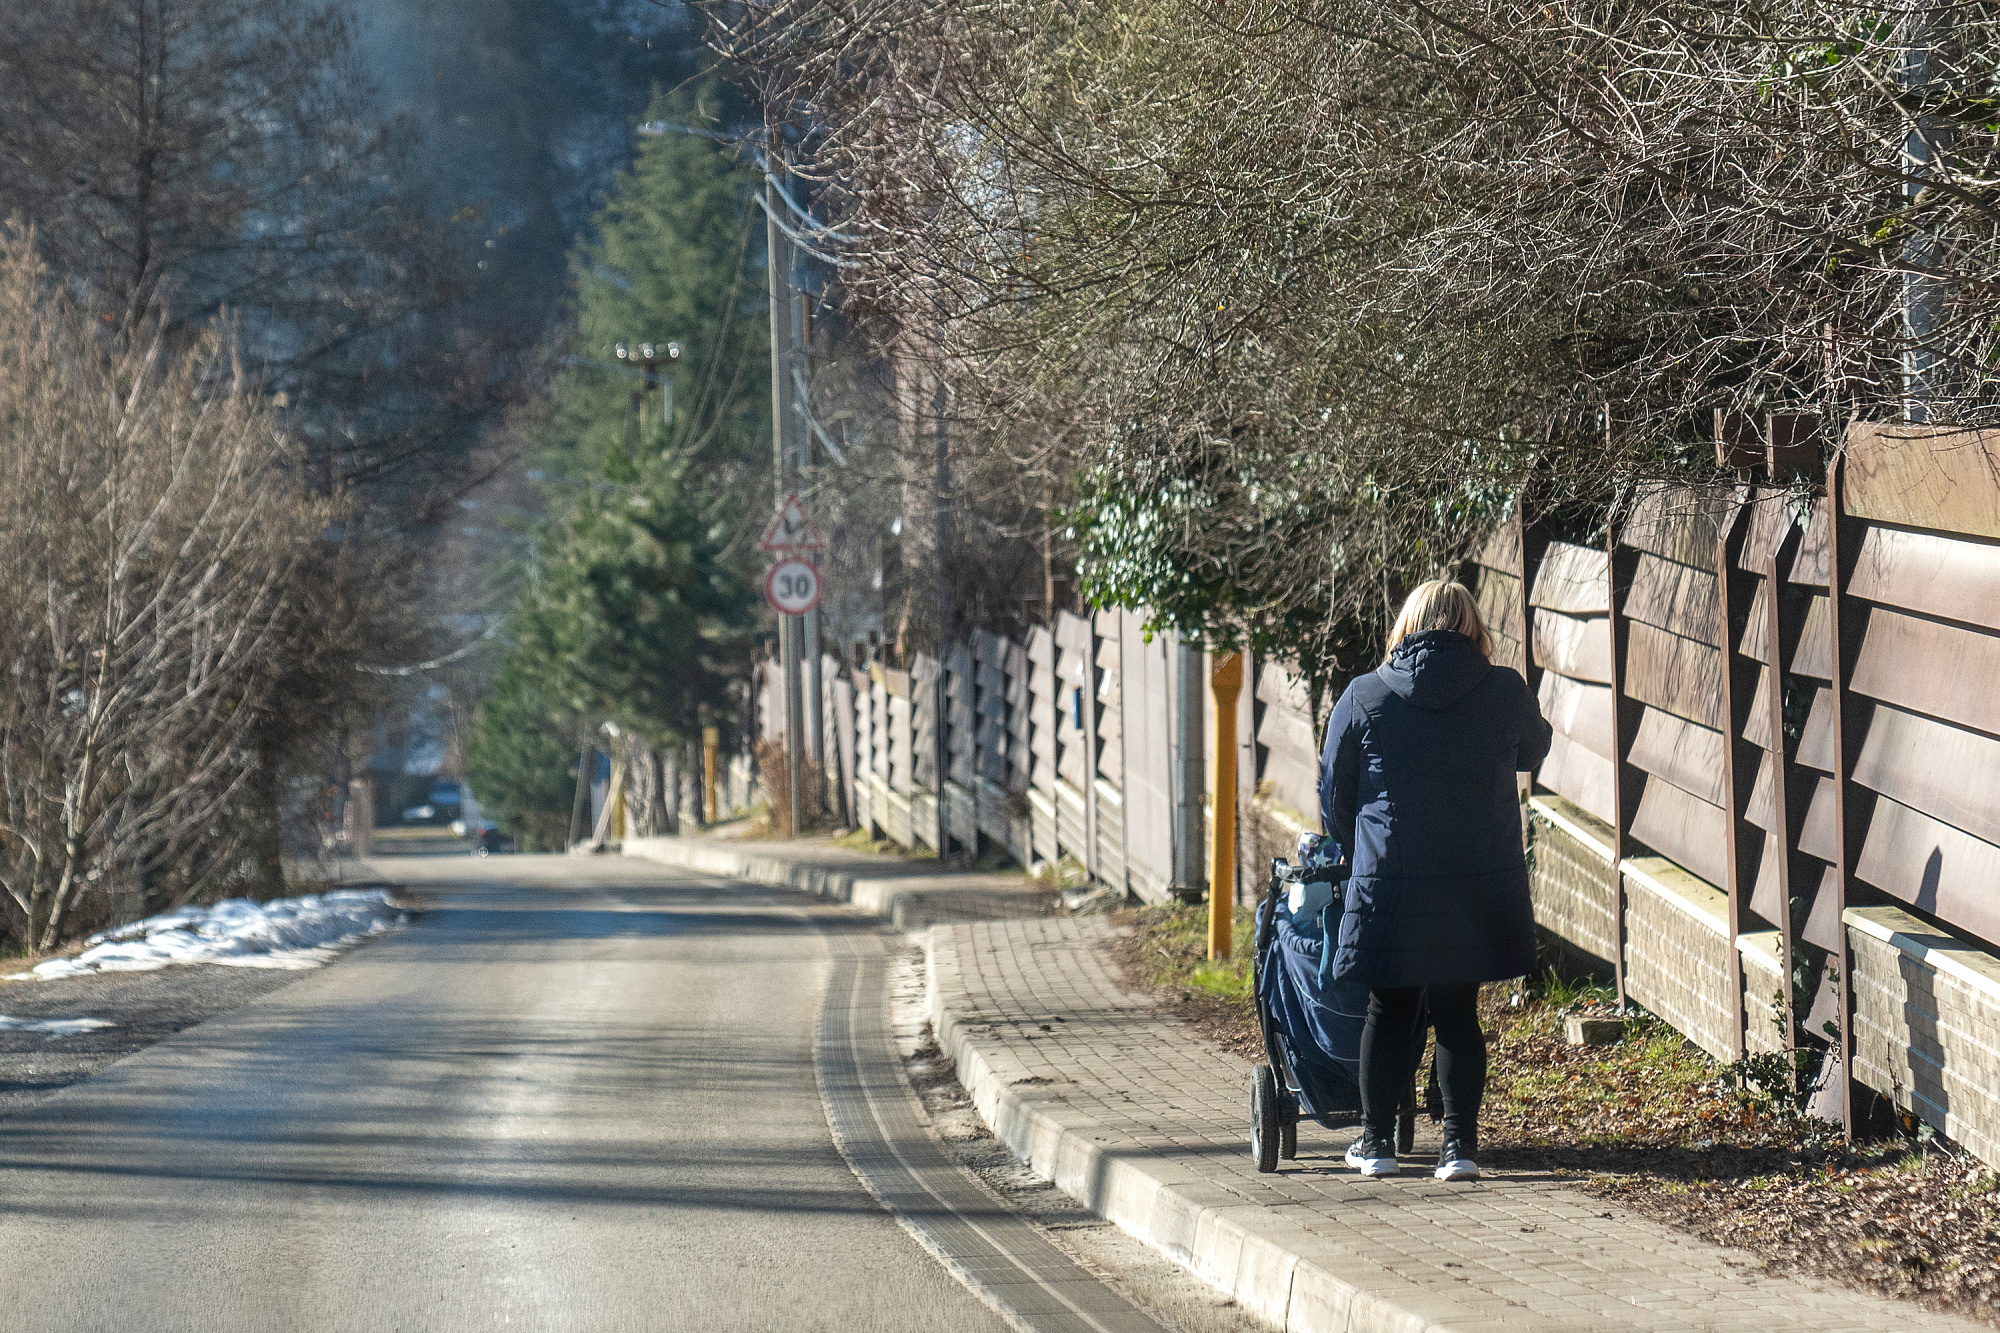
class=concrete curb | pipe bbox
[924,927,1553,1333]
[620,836,1054,929]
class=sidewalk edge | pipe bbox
[621,835,1037,925]
[925,927,1469,1333]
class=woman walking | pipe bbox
[1318,580,1552,1181]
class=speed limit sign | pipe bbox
[764,558,822,615]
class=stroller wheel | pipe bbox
[1251,1065,1282,1173]
[1280,1113,1298,1160]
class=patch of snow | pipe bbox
[0,1015,115,1037]
[7,889,407,981]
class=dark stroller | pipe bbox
[1250,856,1425,1172]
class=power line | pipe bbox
[357,620,503,676]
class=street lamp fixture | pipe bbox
[614,341,682,363]
[611,339,684,448]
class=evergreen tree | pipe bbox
[468,82,766,841]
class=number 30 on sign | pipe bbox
[764,558,822,615]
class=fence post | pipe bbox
[1759,529,1803,1051]
[1209,651,1244,959]
[1171,634,1207,901]
[1605,510,1637,1009]
[1825,452,1861,1140]
[1081,621,1101,883]
[1716,491,1757,1062]
[1513,501,1549,847]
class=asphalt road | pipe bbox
[0,852,1032,1332]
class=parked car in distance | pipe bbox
[402,780,464,826]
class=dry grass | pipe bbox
[1102,899,1270,1065]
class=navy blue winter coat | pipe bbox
[1317,630,1553,987]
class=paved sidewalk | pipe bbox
[928,916,1978,1333]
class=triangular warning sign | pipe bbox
[759,493,827,552]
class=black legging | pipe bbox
[1359,982,1486,1146]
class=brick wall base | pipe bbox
[1850,906,2000,1166]
[1527,794,2000,1165]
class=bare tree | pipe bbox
[727,0,2000,678]
[0,233,335,948]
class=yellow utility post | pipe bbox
[702,726,720,826]
[1208,651,1243,960]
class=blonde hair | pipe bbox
[1384,580,1491,661]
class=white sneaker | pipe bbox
[1434,1139,1479,1181]
[1344,1133,1398,1177]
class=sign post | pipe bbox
[761,495,828,837]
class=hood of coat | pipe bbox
[1376,630,1492,711]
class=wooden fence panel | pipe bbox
[1791,501,1831,587]
[1855,793,2000,943]
[1540,729,1616,823]
[871,671,891,782]
[1026,625,1059,864]
[912,655,941,848]
[1623,621,1724,730]
[912,655,939,792]
[886,668,912,794]
[1621,480,1731,569]
[1630,774,1729,888]
[1027,627,1056,791]
[1005,636,1033,795]
[828,659,856,825]
[1738,491,1798,570]
[757,661,783,745]
[1094,613,1123,788]
[1844,425,2000,541]
[1627,707,1726,807]
[1475,567,1525,648]
[973,631,1009,784]
[946,645,976,789]
[1531,542,1611,614]
[1849,605,2000,737]
[1473,519,1531,674]
[1091,608,1126,892]
[1058,610,1101,872]
[1788,596,1834,679]
[1848,525,2000,631]
[851,665,873,795]
[1537,672,1616,761]
[1254,658,1320,820]
[1850,701,2000,848]
[1053,613,1092,794]
[1532,608,1612,683]
[1625,553,1722,647]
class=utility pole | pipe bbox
[796,295,825,782]
[767,170,806,838]
[933,375,953,856]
